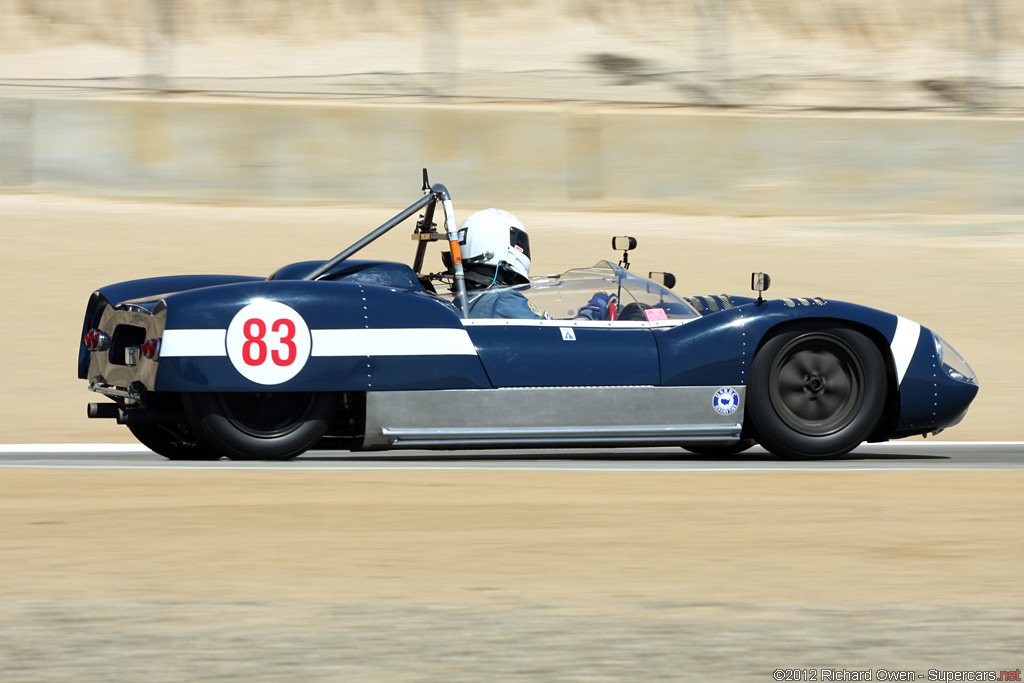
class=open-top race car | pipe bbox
[80,173,978,460]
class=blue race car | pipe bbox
[80,175,978,461]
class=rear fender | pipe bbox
[154,280,490,392]
[79,274,262,379]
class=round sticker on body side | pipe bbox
[226,300,312,385]
[712,387,740,416]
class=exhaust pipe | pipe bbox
[88,402,119,419]
[87,402,185,426]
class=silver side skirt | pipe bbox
[363,386,745,449]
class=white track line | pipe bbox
[1,442,1023,455]
[0,444,151,453]
[2,464,1023,473]
[1,442,1022,473]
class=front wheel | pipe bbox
[183,392,340,460]
[747,327,886,460]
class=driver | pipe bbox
[456,208,616,321]
[458,208,545,319]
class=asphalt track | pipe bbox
[1,441,1022,470]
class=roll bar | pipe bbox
[303,174,468,313]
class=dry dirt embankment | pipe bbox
[4,0,1022,46]
[3,0,1023,109]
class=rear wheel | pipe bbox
[127,424,222,460]
[183,392,340,460]
[747,326,885,460]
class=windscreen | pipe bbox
[458,262,697,321]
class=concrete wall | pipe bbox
[3,97,1024,213]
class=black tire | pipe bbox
[683,439,757,457]
[747,326,885,460]
[183,392,340,461]
[127,423,222,460]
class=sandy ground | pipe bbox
[1,193,1018,443]
[2,194,1023,679]
[1,468,1022,680]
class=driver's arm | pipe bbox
[470,290,545,319]
[575,292,615,320]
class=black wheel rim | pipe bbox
[216,393,317,439]
[768,334,864,437]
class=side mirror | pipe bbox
[751,272,771,292]
[612,236,637,251]
[751,272,771,304]
[613,236,637,270]
[648,272,676,289]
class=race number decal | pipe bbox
[226,301,311,385]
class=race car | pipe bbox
[79,174,979,461]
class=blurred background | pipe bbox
[4,1,1024,212]
[0,0,1019,109]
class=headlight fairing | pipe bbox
[932,333,977,384]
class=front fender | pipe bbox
[656,298,977,440]
[893,324,980,436]
[656,298,901,387]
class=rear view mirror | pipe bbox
[752,272,771,305]
[648,272,676,289]
[612,236,637,251]
[751,272,771,292]
[613,236,638,270]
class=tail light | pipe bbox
[140,338,161,361]
[84,328,110,352]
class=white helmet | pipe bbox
[458,208,531,284]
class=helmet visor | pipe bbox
[510,226,531,260]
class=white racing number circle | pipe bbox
[226,300,311,385]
